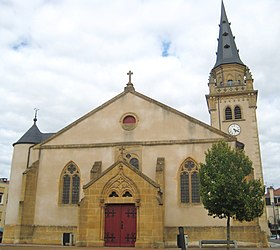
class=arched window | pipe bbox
[180,158,200,204]
[125,153,140,170]
[225,107,232,120]
[234,106,242,119]
[122,191,133,197]
[129,158,139,169]
[109,191,119,197]
[61,162,80,205]
[121,113,138,131]
[123,115,136,124]
[227,79,234,86]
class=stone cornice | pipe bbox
[206,89,258,98]
[36,138,236,150]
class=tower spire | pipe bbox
[214,1,244,68]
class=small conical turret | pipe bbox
[214,1,244,68]
[13,110,54,146]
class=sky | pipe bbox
[0,0,279,188]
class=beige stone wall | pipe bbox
[0,180,9,229]
[41,92,228,147]
[207,64,269,236]
[5,144,30,225]
[165,225,268,247]
[3,224,76,245]
[4,89,267,247]
[32,141,236,230]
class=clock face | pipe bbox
[228,124,241,136]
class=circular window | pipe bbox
[121,113,138,130]
[129,158,139,169]
[123,115,136,124]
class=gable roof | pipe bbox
[266,188,280,197]
[84,159,160,189]
[37,86,235,147]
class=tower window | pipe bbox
[225,107,233,120]
[60,162,80,205]
[227,79,234,86]
[0,192,3,204]
[180,158,200,204]
[234,106,242,119]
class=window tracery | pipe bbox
[60,162,80,205]
[180,158,200,204]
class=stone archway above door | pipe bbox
[101,164,140,205]
[77,160,164,248]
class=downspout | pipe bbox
[26,144,35,168]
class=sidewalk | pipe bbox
[0,244,280,250]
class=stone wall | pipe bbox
[3,224,77,245]
[164,225,268,248]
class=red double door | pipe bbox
[104,204,137,247]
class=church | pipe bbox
[3,1,269,248]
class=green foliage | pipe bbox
[199,141,264,221]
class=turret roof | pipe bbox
[214,1,244,68]
[13,119,55,146]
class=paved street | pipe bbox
[0,242,280,250]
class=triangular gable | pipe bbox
[36,87,235,148]
[84,159,159,190]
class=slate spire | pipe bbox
[13,121,43,146]
[13,111,55,146]
[214,1,244,68]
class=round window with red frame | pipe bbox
[121,113,138,130]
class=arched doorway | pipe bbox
[104,204,136,247]
[77,161,164,248]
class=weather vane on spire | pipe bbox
[34,108,39,124]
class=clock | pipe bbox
[228,124,241,136]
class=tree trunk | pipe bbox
[226,215,230,250]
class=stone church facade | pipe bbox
[3,2,269,248]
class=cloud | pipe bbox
[0,0,279,188]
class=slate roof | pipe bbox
[13,120,55,146]
[214,1,244,68]
[266,188,280,197]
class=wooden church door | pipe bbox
[104,204,136,247]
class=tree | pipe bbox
[199,141,264,250]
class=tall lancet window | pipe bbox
[234,105,242,120]
[225,106,232,120]
[60,162,80,205]
[180,158,200,204]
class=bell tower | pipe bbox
[206,1,262,181]
[206,0,269,236]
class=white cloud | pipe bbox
[0,0,279,188]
